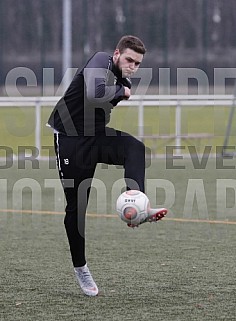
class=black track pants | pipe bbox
[54,128,146,267]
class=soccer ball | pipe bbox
[116,190,150,225]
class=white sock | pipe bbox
[74,264,87,272]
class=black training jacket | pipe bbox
[47,52,131,136]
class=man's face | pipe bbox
[113,48,143,77]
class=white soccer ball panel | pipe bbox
[116,190,149,225]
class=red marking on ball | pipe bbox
[126,190,139,196]
[124,207,137,220]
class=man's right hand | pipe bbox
[123,86,131,100]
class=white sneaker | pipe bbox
[127,207,168,228]
[74,264,99,296]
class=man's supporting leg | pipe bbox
[54,134,96,267]
[54,134,99,296]
[63,170,96,267]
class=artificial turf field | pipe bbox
[1,158,236,321]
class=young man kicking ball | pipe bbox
[48,35,167,296]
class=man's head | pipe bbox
[113,35,146,77]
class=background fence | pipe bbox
[0,95,235,159]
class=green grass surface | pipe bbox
[1,159,236,320]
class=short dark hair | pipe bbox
[116,35,146,55]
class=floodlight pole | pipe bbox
[62,0,72,92]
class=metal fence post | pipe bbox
[35,99,41,158]
[138,99,144,139]
[175,100,182,154]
